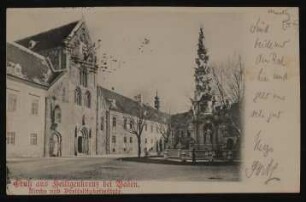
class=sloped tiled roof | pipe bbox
[6,42,64,87]
[16,21,79,51]
[97,86,170,123]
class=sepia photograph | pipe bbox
[5,7,300,194]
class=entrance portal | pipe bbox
[78,136,83,153]
[77,127,89,155]
[49,133,61,157]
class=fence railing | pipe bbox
[164,146,238,162]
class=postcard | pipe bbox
[6,7,300,194]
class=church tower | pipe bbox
[154,91,160,110]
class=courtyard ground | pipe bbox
[7,156,240,181]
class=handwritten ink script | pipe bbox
[245,130,280,184]
[268,9,299,31]
[244,8,298,185]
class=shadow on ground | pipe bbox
[118,156,240,166]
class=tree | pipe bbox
[227,55,244,104]
[210,54,244,139]
[127,102,149,158]
[211,54,244,104]
[158,116,172,150]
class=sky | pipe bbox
[7,8,244,114]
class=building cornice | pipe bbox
[6,74,49,90]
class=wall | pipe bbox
[6,78,47,158]
[45,58,97,157]
[96,95,165,156]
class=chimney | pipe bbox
[154,91,160,110]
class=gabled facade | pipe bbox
[8,19,99,157]
[7,19,169,158]
[40,20,98,157]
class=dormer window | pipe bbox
[108,98,117,109]
[111,99,116,108]
[7,62,15,74]
[28,40,37,49]
[15,64,22,76]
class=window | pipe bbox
[84,91,91,108]
[112,136,116,143]
[144,123,147,131]
[84,71,88,87]
[151,125,153,133]
[79,70,82,85]
[62,88,66,102]
[80,69,88,87]
[124,136,127,143]
[54,106,61,123]
[112,148,116,152]
[130,120,134,129]
[112,117,116,127]
[82,115,86,125]
[74,87,82,105]
[145,138,147,144]
[100,117,104,130]
[123,118,127,129]
[30,133,37,145]
[130,137,133,143]
[15,64,21,75]
[31,99,39,115]
[6,132,15,145]
[8,93,17,112]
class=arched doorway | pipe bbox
[159,139,163,152]
[49,132,61,157]
[77,127,89,155]
[77,136,83,153]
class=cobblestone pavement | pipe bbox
[7,157,240,181]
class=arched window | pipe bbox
[79,69,83,85]
[82,115,86,125]
[84,71,88,87]
[54,106,61,123]
[79,69,88,87]
[62,87,66,102]
[129,120,134,129]
[74,87,82,106]
[84,91,91,108]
